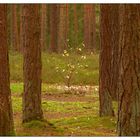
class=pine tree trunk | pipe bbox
[65,4,69,49]
[58,4,66,52]
[41,4,47,51]
[90,5,96,52]
[0,5,14,135]
[19,4,23,53]
[110,5,119,101]
[50,4,58,53]
[22,5,43,123]
[74,4,78,48]
[118,4,140,136]
[84,4,96,51]
[12,4,20,51]
[84,4,90,50]
[99,5,114,117]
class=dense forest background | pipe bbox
[7,4,100,52]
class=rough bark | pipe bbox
[22,4,43,123]
[110,5,119,101]
[0,5,14,135]
[118,4,140,136]
[41,4,47,50]
[99,5,114,117]
[12,4,20,51]
[50,4,58,53]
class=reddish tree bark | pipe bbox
[50,4,58,53]
[41,4,47,50]
[22,4,43,123]
[118,4,140,136]
[99,5,114,117]
[19,4,23,52]
[0,5,14,135]
[58,4,66,52]
[73,4,78,47]
[84,4,96,51]
[12,4,20,51]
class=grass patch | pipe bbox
[11,83,64,95]
[52,116,116,129]
[12,97,22,112]
[42,101,99,114]
[50,115,117,136]
[23,120,46,129]
[9,52,99,85]
[12,96,99,115]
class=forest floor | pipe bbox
[10,52,117,136]
[11,83,117,136]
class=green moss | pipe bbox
[50,116,116,136]
[11,83,23,94]
[23,120,46,129]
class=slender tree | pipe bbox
[19,5,23,52]
[41,4,47,50]
[118,4,140,136]
[84,4,90,50]
[84,4,96,51]
[65,4,69,49]
[12,4,20,51]
[73,4,78,47]
[90,5,96,52]
[99,5,114,117]
[50,4,58,53]
[0,5,14,135]
[22,5,43,123]
[58,4,66,52]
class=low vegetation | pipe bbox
[11,82,117,136]
[9,51,99,85]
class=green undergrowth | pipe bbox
[9,51,99,85]
[50,115,117,136]
[10,83,64,95]
[12,96,99,114]
[42,101,98,114]
[23,120,47,129]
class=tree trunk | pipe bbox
[50,4,58,53]
[84,4,96,51]
[0,5,14,135]
[90,5,96,52]
[41,4,47,51]
[99,5,114,117]
[58,4,66,52]
[65,4,69,49]
[110,5,119,101]
[19,4,23,53]
[22,4,43,123]
[12,4,20,51]
[84,4,90,50]
[118,4,140,136]
[73,4,78,48]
